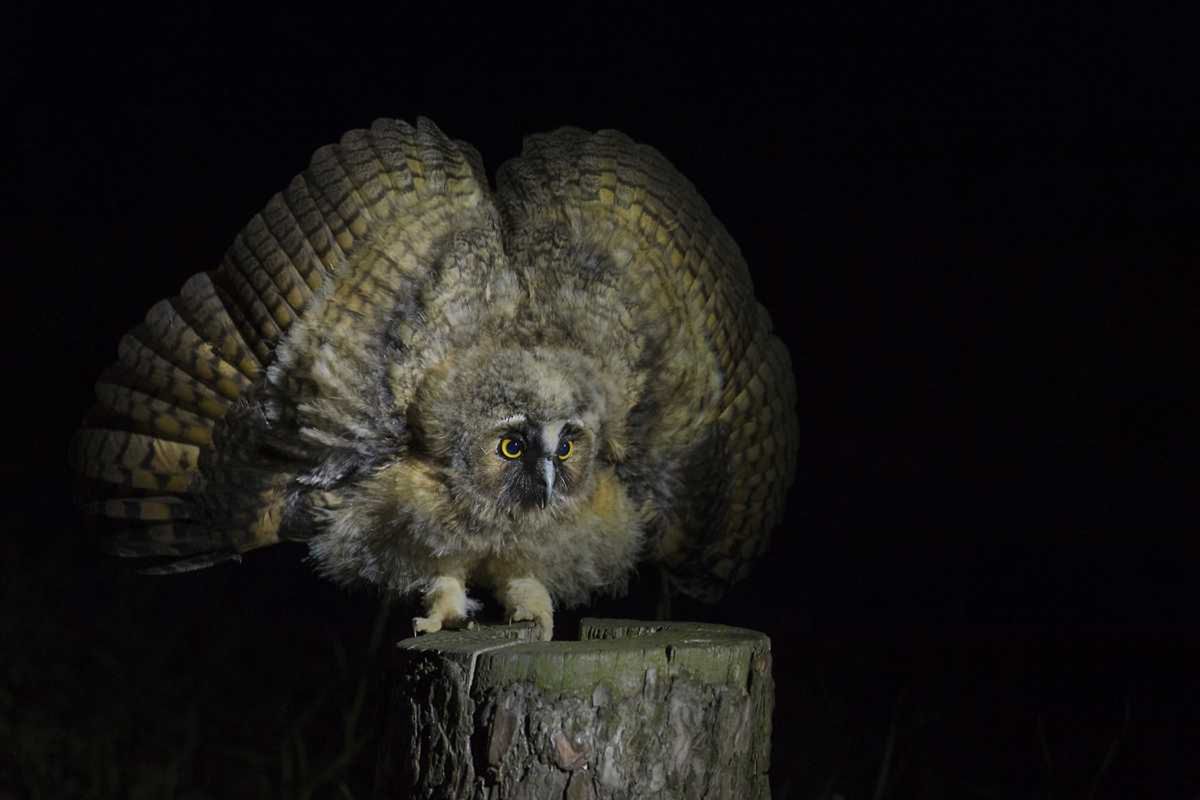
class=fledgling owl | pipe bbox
[70,118,797,640]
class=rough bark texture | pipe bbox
[374,619,773,799]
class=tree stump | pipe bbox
[374,618,773,799]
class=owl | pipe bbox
[70,118,797,640]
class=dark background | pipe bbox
[3,3,1197,797]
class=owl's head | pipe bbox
[413,346,616,519]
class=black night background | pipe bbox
[3,3,1197,797]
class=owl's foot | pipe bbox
[412,576,476,637]
[500,576,554,641]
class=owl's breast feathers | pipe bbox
[71,117,796,603]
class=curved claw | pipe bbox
[502,577,555,641]
[413,576,473,637]
[509,609,554,641]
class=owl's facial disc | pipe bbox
[427,346,604,519]
[495,419,583,512]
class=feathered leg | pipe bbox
[498,576,554,642]
[412,576,475,636]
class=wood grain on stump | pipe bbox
[374,618,773,800]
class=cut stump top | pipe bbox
[395,618,771,697]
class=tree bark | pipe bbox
[374,618,773,799]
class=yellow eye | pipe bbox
[556,439,574,461]
[498,437,524,460]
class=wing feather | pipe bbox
[497,128,798,601]
[73,117,503,570]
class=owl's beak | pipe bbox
[538,458,555,509]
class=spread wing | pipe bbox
[496,127,798,602]
[71,118,502,569]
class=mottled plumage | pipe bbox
[70,118,797,639]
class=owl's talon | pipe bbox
[413,575,473,637]
[501,577,554,641]
[413,614,471,636]
[508,611,554,641]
